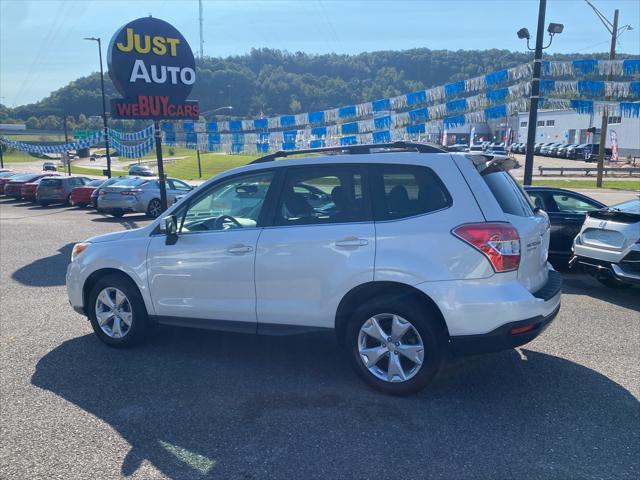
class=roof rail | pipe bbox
[250,141,447,164]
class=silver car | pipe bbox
[97,177,193,218]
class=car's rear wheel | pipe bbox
[147,199,162,218]
[39,200,49,207]
[345,299,445,396]
[111,210,125,218]
[65,194,72,206]
[87,273,149,347]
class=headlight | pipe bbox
[71,242,91,262]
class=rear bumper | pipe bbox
[449,304,560,356]
[571,255,640,285]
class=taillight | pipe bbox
[452,222,521,272]
[121,189,142,196]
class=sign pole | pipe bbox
[154,120,168,212]
[0,143,4,169]
[196,148,202,178]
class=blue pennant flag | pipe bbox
[231,144,244,153]
[446,99,467,113]
[340,135,358,146]
[570,99,594,114]
[408,107,429,122]
[444,115,465,129]
[372,98,391,112]
[485,104,507,119]
[308,111,325,124]
[207,122,218,132]
[623,59,640,75]
[229,120,243,132]
[630,81,640,97]
[620,102,640,118]
[539,80,556,95]
[374,115,391,130]
[185,132,198,147]
[572,59,597,75]
[445,81,465,98]
[577,80,604,97]
[341,122,359,135]
[338,105,357,119]
[282,142,296,150]
[311,127,327,137]
[310,139,326,148]
[486,87,509,103]
[405,124,425,134]
[372,130,391,143]
[183,121,194,132]
[406,91,426,106]
[283,130,297,142]
[256,142,269,153]
[280,115,296,127]
[485,69,508,87]
[254,118,268,130]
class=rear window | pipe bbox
[111,178,148,187]
[9,174,38,182]
[40,178,62,187]
[482,171,534,217]
[87,180,104,186]
[371,165,451,221]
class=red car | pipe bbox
[69,179,105,207]
[21,175,60,202]
[4,173,55,199]
[0,172,25,194]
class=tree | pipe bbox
[40,115,61,130]
[26,116,40,129]
[289,98,302,114]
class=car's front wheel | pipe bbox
[345,299,445,396]
[87,273,149,347]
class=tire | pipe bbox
[344,298,446,396]
[65,194,72,206]
[111,210,125,218]
[76,202,87,208]
[87,273,149,348]
[597,276,632,289]
[39,201,50,207]
[146,199,162,218]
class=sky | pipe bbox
[1,0,639,107]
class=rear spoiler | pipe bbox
[464,154,519,174]
[588,208,640,224]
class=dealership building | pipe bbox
[515,109,640,157]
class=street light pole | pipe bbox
[596,9,619,188]
[84,37,112,178]
[523,0,547,186]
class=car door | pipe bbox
[166,179,192,204]
[254,164,375,331]
[540,189,605,261]
[146,170,275,330]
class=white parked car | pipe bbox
[66,142,561,395]
[571,198,640,288]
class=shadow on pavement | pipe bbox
[11,243,74,287]
[561,271,640,311]
[32,327,640,479]
[91,214,148,230]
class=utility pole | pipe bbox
[198,0,204,59]
[523,0,547,186]
[596,9,618,188]
[63,115,71,176]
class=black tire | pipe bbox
[146,198,162,218]
[87,273,149,348]
[597,276,632,289]
[65,194,72,206]
[344,298,446,396]
[111,210,125,218]
[76,202,87,208]
[39,201,49,207]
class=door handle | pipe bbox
[227,244,254,254]
[335,237,369,248]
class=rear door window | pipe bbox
[370,165,451,221]
[40,178,62,187]
[482,171,534,217]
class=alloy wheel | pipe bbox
[94,287,133,339]
[148,200,162,218]
[357,313,425,383]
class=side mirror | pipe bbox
[163,215,179,245]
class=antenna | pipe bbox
[198,0,204,58]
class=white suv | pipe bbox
[66,142,561,395]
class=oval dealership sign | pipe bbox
[108,17,199,119]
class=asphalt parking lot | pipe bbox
[0,198,638,480]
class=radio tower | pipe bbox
[198,0,204,58]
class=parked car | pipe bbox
[0,172,26,194]
[128,164,154,176]
[4,173,55,199]
[66,144,561,395]
[566,143,586,159]
[556,143,575,158]
[19,174,61,201]
[525,187,606,269]
[549,143,569,157]
[70,179,107,208]
[97,176,192,218]
[540,143,560,156]
[90,176,134,209]
[467,145,484,154]
[42,161,57,172]
[486,145,507,155]
[572,198,640,287]
[36,176,92,206]
[534,142,551,155]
